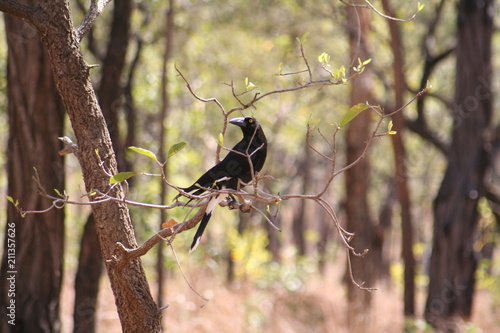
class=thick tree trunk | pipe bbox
[425,0,494,329]
[0,1,162,332]
[0,12,65,332]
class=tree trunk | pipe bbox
[343,4,380,330]
[381,0,416,316]
[73,1,132,330]
[0,11,65,332]
[292,144,311,256]
[97,0,132,172]
[73,215,103,333]
[425,0,494,329]
[0,1,162,332]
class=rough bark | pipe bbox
[425,0,494,329]
[73,1,132,330]
[0,11,65,333]
[0,1,162,332]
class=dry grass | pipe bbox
[60,262,500,333]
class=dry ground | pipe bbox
[60,263,500,333]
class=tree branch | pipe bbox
[75,0,113,42]
[0,0,37,24]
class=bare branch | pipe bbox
[340,0,423,22]
[75,0,113,42]
[109,202,208,268]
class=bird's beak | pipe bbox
[229,117,246,127]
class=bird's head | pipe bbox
[229,117,260,135]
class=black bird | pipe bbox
[176,117,267,251]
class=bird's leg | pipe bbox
[225,194,239,210]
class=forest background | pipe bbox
[0,0,499,332]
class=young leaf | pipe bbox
[218,133,224,147]
[110,171,136,184]
[387,121,397,135]
[54,189,63,197]
[167,141,187,158]
[129,146,158,161]
[300,32,309,44]
[339,103,370,127]
[6,196,19,207]
[245,77,256,90]
[318,52,330,64]
[417,2,425,12]
[334,66,346,80]
[278,62,283,74]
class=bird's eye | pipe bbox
[248,118,254,124]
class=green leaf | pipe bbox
[129,146,158,161]
[167,141,187,159]
[339,103,370,127]
[308,116,321,129]
[334,66,346,80]
[54,189,63,197]
[417,2,425,12]
[6,196,18,207]
[110,172,136,184]
[278,62,283,73]
[318,52,330,64]
[296,32,309,45]
[218,133,224,147]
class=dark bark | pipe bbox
[425,0,494,329]
[73,215,103,333]
[0,11,65,332]
[292,144,311,256]
[0,1,162,332]
[97,0,132,172]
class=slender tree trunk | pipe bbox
[425,0,494,329]
[382,0,416,316]
[157,0,175,326]
[292,144,311,256]
[73,215,103,333]
[344,4,380,330]
[0,1,162,331]
[0,11,65,332]
[97,0,132,172]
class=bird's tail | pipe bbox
[190,212,212,252]
[189,193,227,252]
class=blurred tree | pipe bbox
[425,0,494,329]
[343,4,382,330]
[0,7,65,332]
[381,0,416,317]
